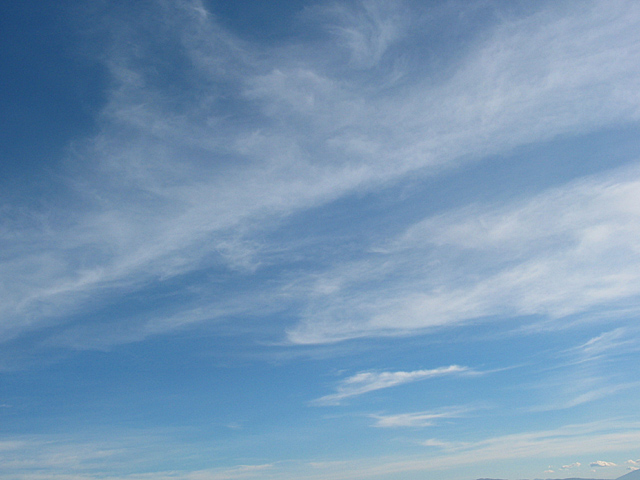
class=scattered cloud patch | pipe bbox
[591,460,617,467]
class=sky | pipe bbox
[1,1,640,479]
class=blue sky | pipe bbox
[2,1,640,479]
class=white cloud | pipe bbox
[288,165,640,344]
[370,406,470,428]
[542,381,636,411]
[3,0,640,350]
[572,328,640,361]
[591,460,617,467]
[0,432,274,480]
[422,438,460,449]
[561,462,581,469]
[1,420,639,480]
[309,0,408,69]
[392,421,640,477]
[312,365,471,405]
[291,420,640,480]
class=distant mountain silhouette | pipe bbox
[475,471,640,480]
[617,469,640,480]
[475,477,606,480]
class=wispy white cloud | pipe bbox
[0,432,275,480]
[421,438,461,449]
[591,460,617,468]
[312,365,472,405]
[0,436,127,472]
[3,0,640,351]
[370,406,470,428]
[561,462,581,469]
[516,324,640,413]
[570,328,640,362]
[278,420,640,479]
[0,420,638,480]
[5,1,640,479]
[288,165,640,343]
[359,420,640,478]
[308,0,409,69]
[531,379,638,412]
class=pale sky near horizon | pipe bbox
[2,1,640,479]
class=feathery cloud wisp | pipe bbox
[313,365,471,405]
[288,165,640,344]
[370,407,470,428]
[4,1,640,350]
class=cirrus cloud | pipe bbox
[312,365,472,405]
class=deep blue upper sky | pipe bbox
[2,1,640,479]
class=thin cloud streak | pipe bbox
[571,327,640,361]
[288,165,640,344]
[369,406,471,428]
[312,365,471,405]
